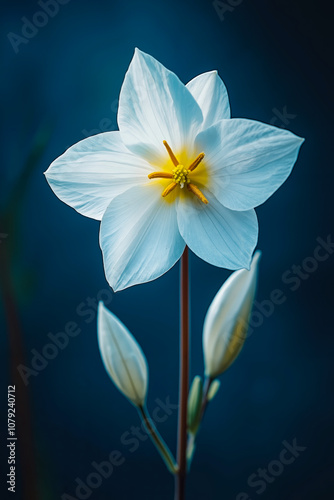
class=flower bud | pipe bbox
[97,302,148,406]
[207,380,221,401]
[187,376,203,434]
[203,251,261,378]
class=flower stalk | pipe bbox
[186,376,213,465]
[198,376,213,425]
[175,247,190,500]
[138,405,178,474]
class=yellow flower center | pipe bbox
[172,165,190,188]
[148,140,208,204]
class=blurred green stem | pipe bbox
[0,123,51,500]
[198,376,213,423]
[138,405,178,474]
[186,377,213,466]
[0,233,39,500]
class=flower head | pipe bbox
[97,302,148,406]
[203,251,261,378]
[45,49,303,291]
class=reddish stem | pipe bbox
[174,247,190,500]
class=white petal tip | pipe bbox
[242,250,261,272]
[243,257,253,271]
[205,70,218,77]
[253,250,262,263]
[247,250,261,272]
[292,134,305,146]
[134,47,146,58]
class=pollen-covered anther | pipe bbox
[148,171,173,180]
[172,165,190,188]
[162,182,177,197]
[148,140,208,204]
[187,183,208,204]
[188,152,205,172]
[163,140,179,166]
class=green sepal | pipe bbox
[187,376,203,434]
[207,379,221,401]
[186,433,196,471]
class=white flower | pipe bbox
[97,302,148,406]
[45,49,303,291]
[203,251,261,378]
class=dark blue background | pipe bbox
[1,0,333,499]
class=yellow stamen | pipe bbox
[147,140,208,204]
[188,152,205,172]
[162,182,177,197]
[163,140,179,167]
[187,183,208,204]
[172,165,190,187]
[148,171,173,180]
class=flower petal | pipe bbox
[118,48,203,165]
[195,119,304,211]
[44,131,151,220]
[98,302,148,406]
[186,71,230,128]
[100,184,185,291]
[177,192,258,269]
